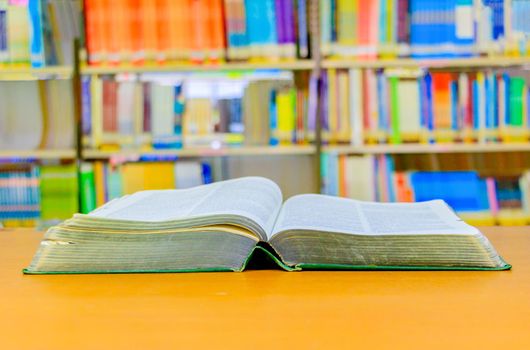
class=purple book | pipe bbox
[283,0,295,49]
[275,0,285,47]
[81,76,91,135]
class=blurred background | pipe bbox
[1,0,530,228]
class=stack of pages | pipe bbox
[24,177,510,274]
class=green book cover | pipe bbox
[509,78,525,127]
[79,163,96,214]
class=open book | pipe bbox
[24,177,511,274]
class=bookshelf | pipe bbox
[83,145,316,159]
[80,60,316,75]
[325,144,530,155]
[4,0,530,226]
[0,66,73,80]
[0,149,77,160]
[322,57,530,70]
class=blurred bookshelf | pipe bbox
[83,145,316,160]
[0,66,73,80]
[0,149,77,160]
[325,144,530,155]
[80,60,316,75]
[4,0,530,227]
[322,57,530,70]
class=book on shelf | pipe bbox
[83,0,311,65]
[323,153,530,226]
[24,176,510,274]
[82,71,314,150]
[321,0,530,59]
[0,163,78,227]
[0,0,81,67]
[321,67,530,145]
[79,160,212,213]
[0,79,74,150]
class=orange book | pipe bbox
[432,73,452,131]
[168,0,183,60]
[357,1,371,59]
[156,0,171,62]
[208,0,225,62]
[338,155,347,197]
[140,0,158,62]
[84,0,107,64]
[117,0,132,63]
[128,0,144,64]
[190,0,206,63]
[103,1,121,64]
[180,1,193,61]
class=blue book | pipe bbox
[385,155,396,203]
[172,85,184,149]
[269,89,279,145]
[297,0,309,58]
[327,152,339,196]
[450,80,459,130]
[483,0,505,40]
[245,0,278,57]
[410,171,490,212]
[503,73,510,126]
[0,1,7,64]
[410,0,441,58]
[330,0,337,43]
[201,163,212,184]
[28,0,45,67]
[472,79,479,130]
[423,73,434,141]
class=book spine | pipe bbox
[0,0,8,64]
[28,0,45,67]
[81,75,92,136]
[283,0,296,58]
[296,0,309,58]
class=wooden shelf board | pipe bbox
[82,145,316,159]
[322,57,530,69]
[325,143,530,155]
[80,60,316,74]
[0,66,73,80]
[0,149,77,160]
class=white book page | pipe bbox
[87,177,283,236]
[271,194,479,237]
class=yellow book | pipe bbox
[144,163,175,190]
[122,163,145,195]
[277,87,296,144]
[94,161,106,207]
[337,0,357,55]
[90,76,103,149]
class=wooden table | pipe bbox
[1,227,529,350]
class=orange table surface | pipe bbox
[1,227,529,350]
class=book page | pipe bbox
[88,177,283,235]
[271,194,479,237]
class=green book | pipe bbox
[24,177,511,274]
[79,163,96,214]
[40,164,79,221]
[509,78,525,127]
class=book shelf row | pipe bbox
[322,153,530,226]
[321,0,530,59]
[82,71,315,150]
[322,66,530,145]
[3,0,530,71]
